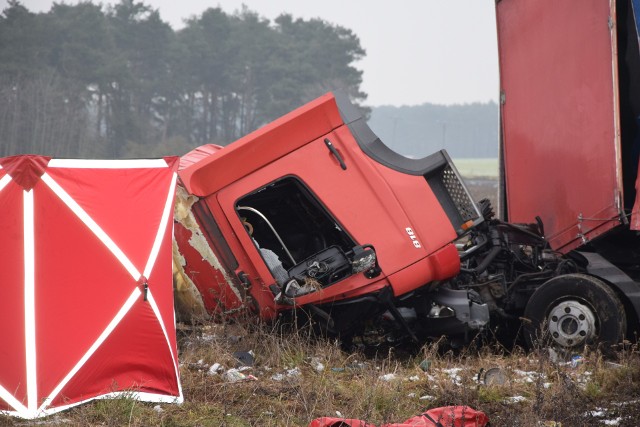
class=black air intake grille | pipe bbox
[424,152,481,236]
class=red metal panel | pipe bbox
[178,144,223,171]
[173,221,245,314]
[497,0,623,252]
[179,93,344,197]
[215,125,459,306]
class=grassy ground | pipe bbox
[4,321,639,427]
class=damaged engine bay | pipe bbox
[364,199,583,349]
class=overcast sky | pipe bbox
[5,0,500,107]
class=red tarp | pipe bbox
[0,155,182,419]
[308,406,490,427]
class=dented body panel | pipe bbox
[173,186,244,319]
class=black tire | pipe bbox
[523,273,626,354]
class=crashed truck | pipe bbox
[172,91,490,346]
[173,0,640,353]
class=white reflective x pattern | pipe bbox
[0,161,181,419]
[0,174,10,193]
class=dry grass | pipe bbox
[3,320,640,427]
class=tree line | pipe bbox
[0,0,367,158]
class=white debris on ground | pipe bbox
[612,398,640,407]
[15,416,71,425]
[513,369,540,383]
[504,396,527,404]
[198,333,216,343]
[310,357,325,372]
[225,368,257,382]
[208,363,222,375]
[178,327,640,427]
[441,367,463,385]
[271,367,302,381]
[378,373,398,382]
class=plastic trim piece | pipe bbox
[333,91,448,176]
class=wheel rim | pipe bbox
[546,300,597,348]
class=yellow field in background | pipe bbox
[452,158,499,178]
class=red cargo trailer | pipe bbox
[497,0,624,252]
[494,0,640,349]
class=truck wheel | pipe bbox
[524,274,626,355]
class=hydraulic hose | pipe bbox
[460,245,502,275]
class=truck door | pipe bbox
[216,127,433,306]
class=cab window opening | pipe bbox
[236,177,356,273]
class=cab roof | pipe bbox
[178,92,344,197]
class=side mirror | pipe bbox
[351,244,381,279]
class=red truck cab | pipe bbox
[174,92,487,338]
